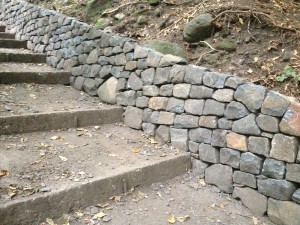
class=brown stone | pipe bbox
[226,132,247,151]
[280,102,300,137]
[148,97,168,110]
[286,164,300,183]
[158,111,175,125]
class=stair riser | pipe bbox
[0,108,124,135]
[0,53,46,63]
[0,33,14,39]
[0,71,70,84]
[0,26,5,32]
[0,39,27,49]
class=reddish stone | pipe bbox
[280,102,300,137]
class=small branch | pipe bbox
[162,0,194,6]
[247,19,258,43]
[190,41,219,65]
[101,1,147,16]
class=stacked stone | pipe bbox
[1,1,300,224]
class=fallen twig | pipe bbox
[162,0,194,6]
[101,1,147,16]
[190,41,220,65]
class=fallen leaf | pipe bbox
[93,212,107,219]
[239,17,244,24]
[50,136,64,141]
[132,147,141,153]
[110,195,121,202]
[97,203,109,208]
[109,153,118,157]
[199,179,206,186]
[219,204,225,209]
[168,215,176,224]
[177,215,190,222]
[157,192,163,199]
[59,156,68,162]
[247,68,253,74]
[252,216,258,225]
[149,138,158,144]
[253,56,259,62]
[75,211,84,217]
[46,218,56,225]
[29,94,37,99]
[0,170,9,177]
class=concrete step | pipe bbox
[0,63,70,84]
[0,123,191,225]
[0,39,27,49]
[0,48,46,63]
[0,32,15,39]
[0,26,5,32]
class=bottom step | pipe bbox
[0,124,190,225]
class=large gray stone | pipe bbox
[136,96,149,108]
[225,76,246,89]
[268,198,300,225]
[146,50,163,68]
[189,128,212,144]
[189,85,213,99]
[292,189,300,204]
[173,84,191,99]
[205,164,233,193]
[233,171,257,188]
[124,107,143,129]
[142,123,157,137]
[218,118,233,130]
[97,77,118,104]
[198,143,220,163]
[87,49,99,64]
[256,114,279,133]
[203,72,228,88]
[270,134,299,163]
[232,114,261,135]
[174,115,199,128]
[83,78,98,96]
[153,67,171,85]
[160,84,174,97]
[166,98,185,113]
[279,102,300,136]
[170,128,189,151]
[148,97,168,110]
[159,54,186,67]
[127,73,143,91]
[169,65,186,83]
[183,13,214,43]
[220,148,241,169]
[115,53,127,66]
[155,125,171,144]
[184,65,206,84]
[134,45,149,59]
[191,158,209,178]
[262,158,286,179]
[203,100,225,116]
[212,89,234,103]
[258,179,297,200]
[261,91,290,117]
[232,187,267,216]
[224,101,249,119]
[157,112,175,125]
[189,141,199,153]
[286,164,300,183]
[211,129,227,147]
[199,116,218,129]
[184,99,204,115]
[248,136,270,157]
[240,152,264,175]
[116,90,136,106]
[99,65,112,79]
[142,85,160,97]
[234,83,267,112]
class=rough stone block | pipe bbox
[116,90,136,106]
[232,187,267,216]
[224,101,249,119]
[234,83,267,112]
[203,100,225,116]
[189,141,199,153]
[205,164,233,193]
[226,132,247,151]
[268,198,300,225]
[292,189,300,204]
[87,49,99,64]
[149,111,159,124]
[248,136,270,157]
[74,76,85,91]
[154,67,171,85]
[261,91,290,117]
[169,65,185,83]
[115,53,127,66]
[170,128,189,151]
[184,99,205,116]
[146,50,162,68]
[232,114,261,135]
[220,148,241,169]
[233,171,257,188]
[158,111,175,125]
[160,84,174,97]
[286,164,300,183]
[240,152,263,175]
[141,68,155,85]
[148,97,168,110]
[189,128,212,144]
[225,76,246,89]
[256,114,279,133]
[124,107,143,129]
[270,134,299,163]
[142,85,160,97]
[155,125,170,144]
[211,129,227,147]
[258,179,297,200]
[127,72,143,91]
[199,116,218,129]
[166,98,185,113]
[212,89,234,102]
[203,72,228,88]
[125,61,138,71]
[142,123,157,137]
[191,158,209,178]
[174,115,199,128]
[159,54,186,67]
[198,143,220,163]
[83,78,98,96]
[184,65,206,84]
[173,84,191,99]
[134,45,148,59]
[262,158,285,179]
[136,96,149,108]
[218,118,233,129]
[189,85,213,99]
[99,65,112,79]
[280,102,300,136]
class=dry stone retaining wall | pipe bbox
[1,1,300,224]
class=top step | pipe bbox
[0,26,5,32]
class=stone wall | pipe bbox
[1,1,300,224]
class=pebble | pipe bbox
[90,206,99,214]
[102,215,112,222]
[4,105,11,111]
[40,187,51,192]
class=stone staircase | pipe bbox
[0,26,190,225]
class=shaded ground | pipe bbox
[32,0,300,99]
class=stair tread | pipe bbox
[0,47,44,55]
[0,62,66,73]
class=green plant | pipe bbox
[276,65,300,82]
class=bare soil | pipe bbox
[32,0,300,99]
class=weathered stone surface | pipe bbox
[127,73,143,91]
[158,111,175,125]
[125,61,137,71]
[198,143,220,163]
[292,189,300,204]
[240,152,264,175]
[191,158,209,178]
[199,116,218,129]
[261,91,290,117]
[74,76,85,91]
[137,59,148,69]
[146,50,163,68]
[149,111,159,124]
[183,13,214,42]
[279,102,300,136]
[170,128,189,151]
[142,85,160,97]
[155,125,170,144]
[286,164,300,183]
[232,114,261,135]
[184,99,205,115]
[97,77,118,104]
[173,84,191,99]
[160,84,174,97]
[184,65,206,84]
[89,65,101,78]
[203,100,225,116]
[232,187,267,216]
[83,78,98,96]
[215,39,236,52]
[134,45,149,59]
[224,101,249,119]
[189,141,199,153]
[258,179,297,200]
[115,53,127,66]
[234,83,267,112]
[225,76,246,89]
[262,158,285,179]
[123,42,135,53]
[169,65,185,83]
[233,171,257,188]
[116,90,136,106]
[220,148,241,169]
[142,122,156,137]
[159,54,186,67]
[248,136,270,157]
[71,66,82,76]
[270,134,299,163]
[261,132,274,139]
[268,198,300,225]
[189,128,212,144]
[211,129,227,147]
[218,118,233,129]
[205,164,233,193]
[226,132,247,151]
[174,115,199,128]
[189,85,213,99]
[99,65,112,79]
[256,114,279,133]
[203,72,228,88]
[154,67,171,85]
[124,107,143,129]
[166,98,185,113]
[136,96,149,108]
[212,89,234,102]
[148,97,168,110]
